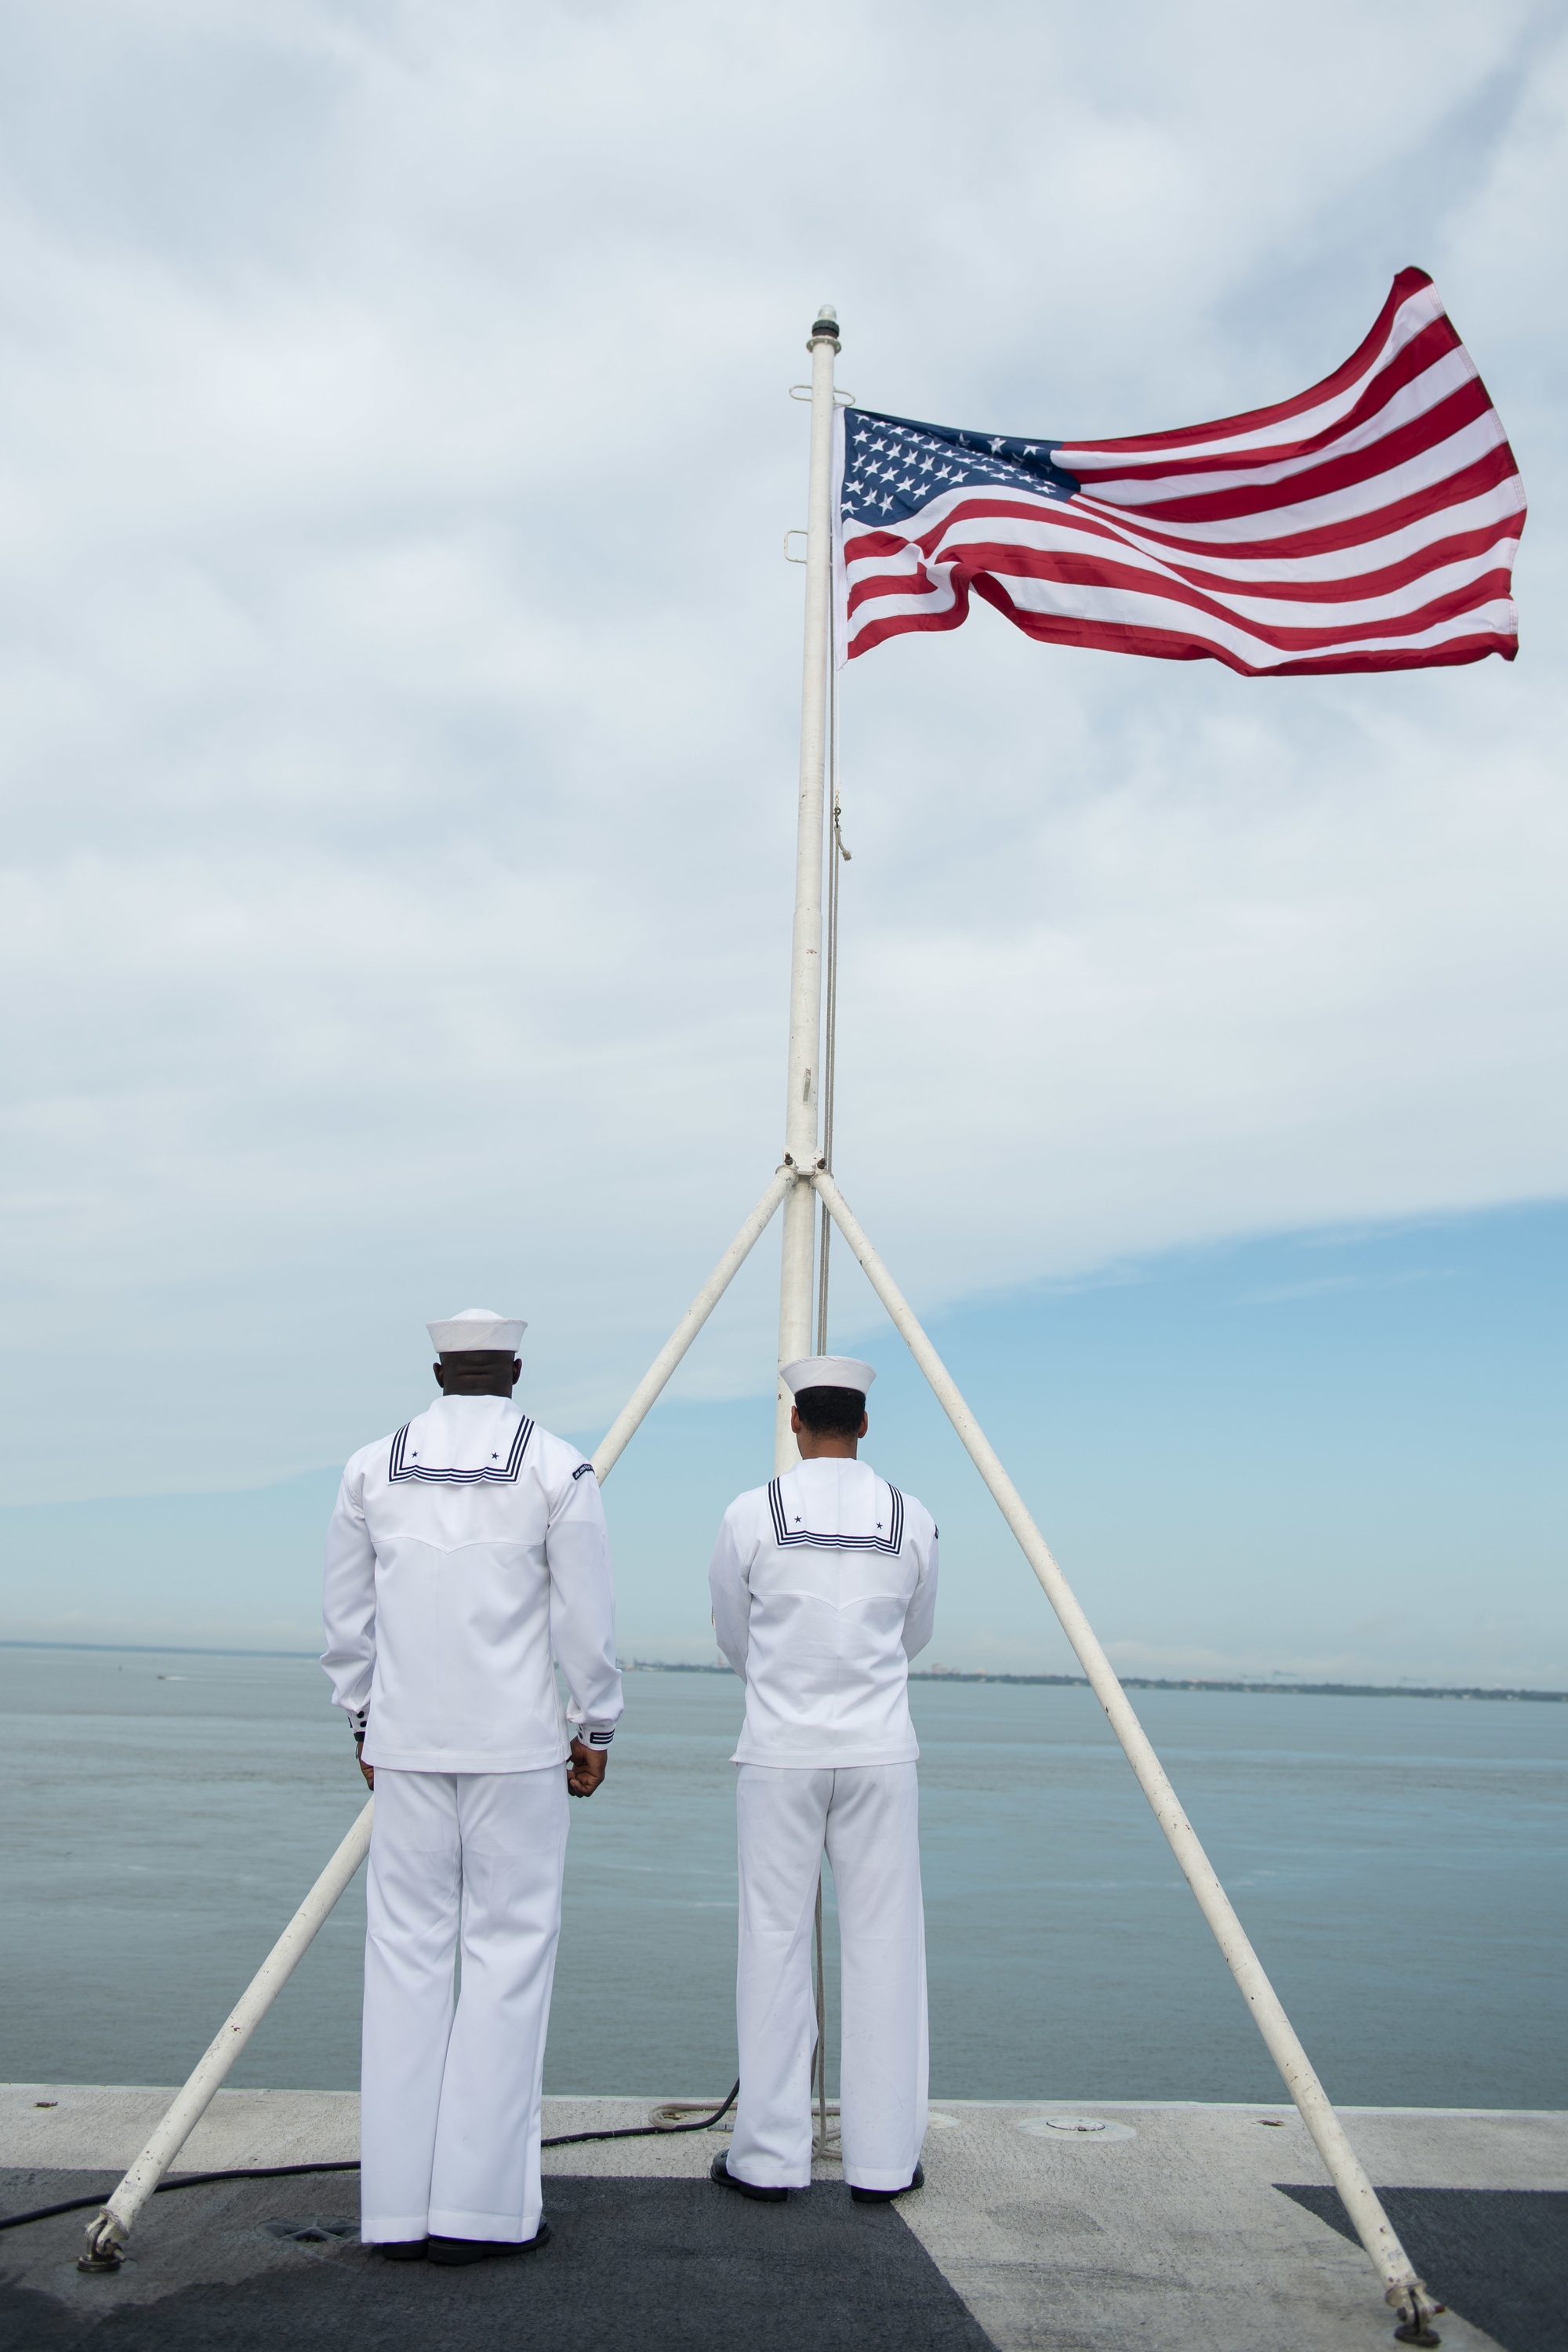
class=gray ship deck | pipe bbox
[2,2086,1563,2352]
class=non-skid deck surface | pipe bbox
[3,2092,1564,2352]
[1276,2184,1568,2352]
[2,2170,988,2352]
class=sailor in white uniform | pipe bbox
[321,1308,621,2265]
[707,1355,938,2204]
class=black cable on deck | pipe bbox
[0,2082,741,2235]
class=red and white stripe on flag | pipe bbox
[833,270,1525,676]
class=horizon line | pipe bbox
[626,1659,1568,1702]
[3,1639,1563,1700]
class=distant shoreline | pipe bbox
[3,1638,1563,1702]
[625,1658,1568,1703]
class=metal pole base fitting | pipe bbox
[78,2213,125,2272]
[1388,2281,1443,2346]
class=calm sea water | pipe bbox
[1,1647,1563,2107]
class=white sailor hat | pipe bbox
[427,1307,528,1354]
[780,1355,876,1396]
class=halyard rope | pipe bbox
[811,646,849,2162]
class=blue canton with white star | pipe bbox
[840,408,1079,529]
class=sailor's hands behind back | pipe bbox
[354,1739,602,1797]
[566,1739,608,1798]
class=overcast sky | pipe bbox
[0,2,1562,1675]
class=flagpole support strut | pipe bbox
[809,1165,1442,2343]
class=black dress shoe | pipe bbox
[710,2151,789,2202]
[850,2162,925,2204]
[426,2222,550,2266]
[372,2238,428,2260]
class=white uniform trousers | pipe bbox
[360,1766,568,2244]
[729,1762,927,2193]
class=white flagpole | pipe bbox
[775,304,840,1472]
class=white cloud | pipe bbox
[0,0,1563,1499]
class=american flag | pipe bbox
[834,270,1524,677]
